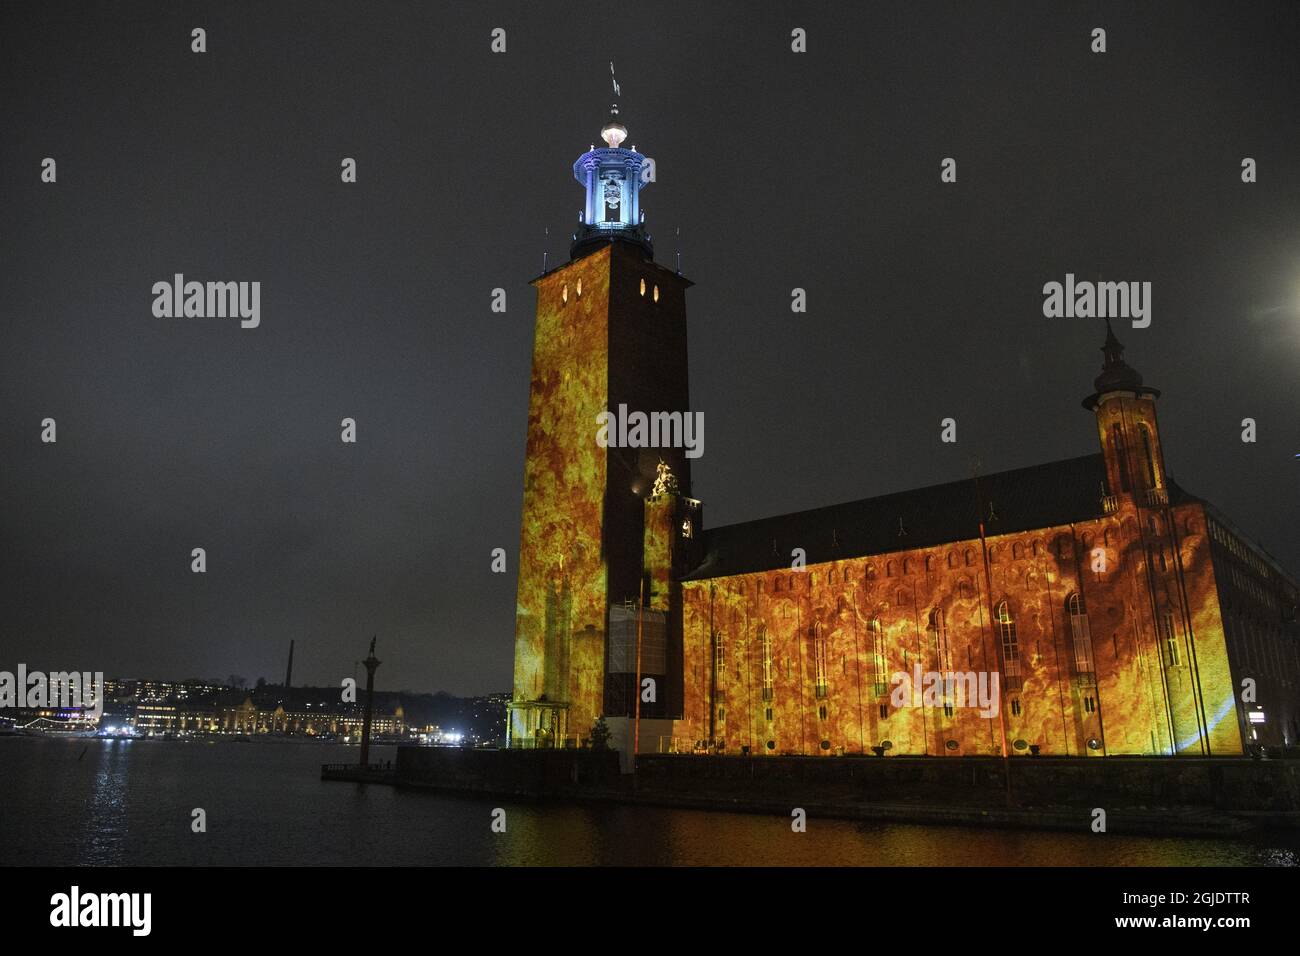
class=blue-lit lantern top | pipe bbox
[571,111,653,259]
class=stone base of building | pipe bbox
[377,746,1300,836]
[602,716,680,772]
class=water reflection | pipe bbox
[3,738,1297,866]
[82,739,133,865]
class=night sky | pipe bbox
[2,1,1297,695]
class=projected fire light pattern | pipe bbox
[511,250,614,743]
[643,490,675,612]
[507,112,1290,758]
[677,502,1241,757]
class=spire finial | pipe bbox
[1091,315,1143,394]
[1101,316,1124,365]
[601,60,628,147]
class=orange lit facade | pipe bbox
[508,114,1299,758]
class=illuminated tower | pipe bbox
[507,95,697,748]
[1082,323,1233,754]
[1082,319,1167,508]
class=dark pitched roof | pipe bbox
[684,453,1194,580]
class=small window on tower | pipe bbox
[576,279,582,297]
[639,278,646,296]
[653,285,660,303]
[681,519,693,539]
[562,284,568,304]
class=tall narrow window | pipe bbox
[997,601,1021,682]
[1139,424,1158,488]
[714,630,726,675]
[812,624,829,699]
[927,607,951,673]
[1162,611,1180,667]
[760,625,774,701]
[1111,423,1131,492]
[870,617,888,697]
[1067,592,1095,673]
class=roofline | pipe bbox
[1081,385,1162,410]
[699,452,1103,539]
[1197,497,1300,589]
[530,240,693,287]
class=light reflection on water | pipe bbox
[3,738,1297,866]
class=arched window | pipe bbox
[1012,542,1023,560]
[947,552,958,569]
[639,278,646,296]
[1066,592,1094,673]
[927,607,951,672]
[886,561,895,578]
[965,549,975,567]
[812,624,829,699]
[996,600,1021,682]
[1139,424,1158,487]
[870,618,887,697]
[1111,423,1131,492]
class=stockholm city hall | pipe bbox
[506,102,1300,760]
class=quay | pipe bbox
[321,748,1300,838]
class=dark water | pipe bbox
[3,737,1298,866]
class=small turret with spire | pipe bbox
[1083,320,1167,505]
